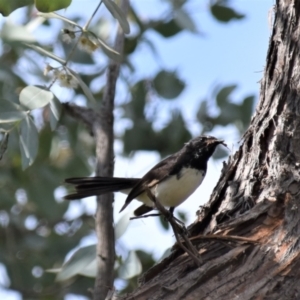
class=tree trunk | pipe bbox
[123,1,300,299]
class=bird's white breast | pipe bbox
[120,167,205,208]
[154,167,205,207]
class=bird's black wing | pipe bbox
[119,152,181,212]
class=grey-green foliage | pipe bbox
[122,78,191,156]
[0,0,72,16]
[0,86,61,169]
[210,0,245,22]
[197,84,255,137]
[0,0,249,298]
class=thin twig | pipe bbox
[65,0,103,65]
[63,102,102,130]
[49,1,103,90]
[189,234,259,244]
[83,0,103,31]
[130,213,161,220]
[130,211,185,227]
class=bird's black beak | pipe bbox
[217,139,228,149]
[207,138,228,149]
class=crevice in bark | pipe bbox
[268,40,278,82]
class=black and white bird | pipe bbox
[64,136,226,217]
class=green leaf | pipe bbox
[0,132,9,160]
[35,0,72,12]
[78,258,97,278]
[118,251,142,280]
[153,19,183,38]
[19,86,53,110]
[216,103,241,126]
[88,32,121,62]
[103,0,130,34]
[135,250,156,271]
[159,215,169,230]
[123,122,157,154]
[25,43,66,64]
[37,12,81,28]
[215,85,237,108]
[176,210,187,223]
[19,115,39,169]
[172,0,188,9]
[0,99,27,123]
[174,8,197,32]
[56,244,97,281]
[210,3,245,23]
[197,101,208,123]
[240,95,254,126]
[115,211,132,240]
[49,94,62,130]
[67,68,97,103]
[0,123,16,132]
[0,0,33,16]
[1,22,36,43]
[214,85,243,126]
[128,80,147,118]
[124,37,138,55]
[96,38,121,62]
[124,111,192,156]
[157,111,192,156]
[153,70,185,100]
[62,40,94,65]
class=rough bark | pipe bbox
[94,1,129,299]
[123,1,300,299]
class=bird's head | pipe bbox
[185,135,227,158]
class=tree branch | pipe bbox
[63,102,103,130]
[93,1,130,299]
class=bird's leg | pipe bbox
[144,189,185,234]
[129,208,185,230]
[130,211,186,235]
[167,207,187,231]
[145,188,202,266]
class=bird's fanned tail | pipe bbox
[64,177,140,200]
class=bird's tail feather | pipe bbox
[64,177,139,200]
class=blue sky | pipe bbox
[1,0,274,298]
[130,0,273,123]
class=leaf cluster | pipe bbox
[197,84,254,136]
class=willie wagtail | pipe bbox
[64,136,226,216]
